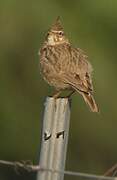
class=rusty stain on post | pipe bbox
[37,97,71,180]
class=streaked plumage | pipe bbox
[39,17,99,112]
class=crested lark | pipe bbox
[39,17,99,112]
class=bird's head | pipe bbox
[45,17,69,46]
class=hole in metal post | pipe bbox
[56,131,65,139]
[44,131,52,141]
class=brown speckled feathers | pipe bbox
[39,17,99,112]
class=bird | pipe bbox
[39,17,99,112]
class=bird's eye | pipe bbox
[47,32,50,36]
[58,31,63,35]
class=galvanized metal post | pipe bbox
[37,97,71,180]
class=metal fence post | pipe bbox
[37,97,71,180]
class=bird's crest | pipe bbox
[50,16,64,31]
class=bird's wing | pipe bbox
[62,47,93,93]
[62,73,92,93]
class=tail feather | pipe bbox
[81,92,99,113]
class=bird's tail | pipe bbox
[81,92,99,113]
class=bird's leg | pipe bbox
[66,89,76,98]
[52,89,62,99]
[52,90,62,110]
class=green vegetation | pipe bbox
[0,0,117,179]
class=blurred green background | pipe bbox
[0,0,117,179]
